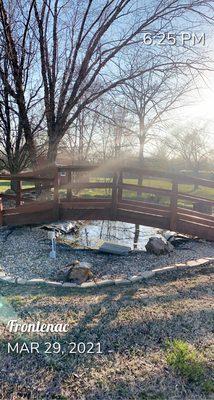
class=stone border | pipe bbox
[0,257,213,290]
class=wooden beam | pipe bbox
[16,181,21,207]
[0,197,3,225]
[112,172,120,216]
[67,170,72,200]
[170,181,178,231]
[120,183,172,197]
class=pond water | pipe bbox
[66,220,164,250]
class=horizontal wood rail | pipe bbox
[0,164,213,241]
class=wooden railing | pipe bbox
[0,165,213,240]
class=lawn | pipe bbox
[0,264,213,399]
[0,181,34,192]
[78,178,214,207]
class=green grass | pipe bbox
[165,339,214,395]
[0,181,34,192]
[81,178,214,202]
[202,379,214,395]
[166,339,205,383]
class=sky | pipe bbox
[187,74,214,119]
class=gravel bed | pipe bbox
[0,225,213,280]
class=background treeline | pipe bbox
[0,0,214,177]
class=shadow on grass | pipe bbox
[0,266,213,399]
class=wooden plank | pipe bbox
[117,202,169,216]
[60,201,111,210]
[16,180,21,207]
[116,209,170,229]
[53,173,59,204]
[177,208,214,222]
[121,167,214,188]
[1,167,214,189]
[177,213,214,227]
[119,200,169,211]
[59,207,112,221]
[176,220,214,241]
[60,182,112,190]
[118,171,123,202]
[67,170,72,200]
[120,183,172,197]
[61,197,111,203]
[3,209,56,226]
[0,174,53,182]
[0,197,3,225]
[21,185,52,193]
[112,172,120,215]
[57,164,99,172]
[5,201,55,214]
[21,187,36,193]
[178,193,214,206]
[170,181,178,230]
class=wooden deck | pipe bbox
[0,165,214,241]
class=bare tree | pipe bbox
[114,56,197,161]
[59,106,101,162]
[0,0,213,167]
[0,0,43,168]
[164,125,212,176]
[32,0,214,163]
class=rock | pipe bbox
[95,279,115,287]
[57,261,93,284]
[41,221,80,235]
[46,281,63,286]
[145,237,174,255]
[62,282,78,288]
[57,260,79,281]
[80,281,96,288]
[98,242,131,255]
[165,233,195,248]
[67,262,93,284]
[114,278,130,285]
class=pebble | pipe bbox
[0,226,213,280]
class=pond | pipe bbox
[65,220,163,250]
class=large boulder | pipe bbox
[145,237,174,256]
[57,260,93,284]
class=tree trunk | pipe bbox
[10,180,19,192]
[137,131,145,200]
[193,165,200,191]
[47,138,59,164]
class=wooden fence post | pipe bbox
[170,180,178,231]
[0,196,3,225]
[54,171,60,220]
[54,172,59,203]
[16,180,21,207]
[118,170,123,203]
[67,170,72,201]
[112,171,119,217]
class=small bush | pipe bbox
[165,339,205,383]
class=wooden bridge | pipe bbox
[0,164,214,241]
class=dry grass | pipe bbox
[0,265,213,399]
